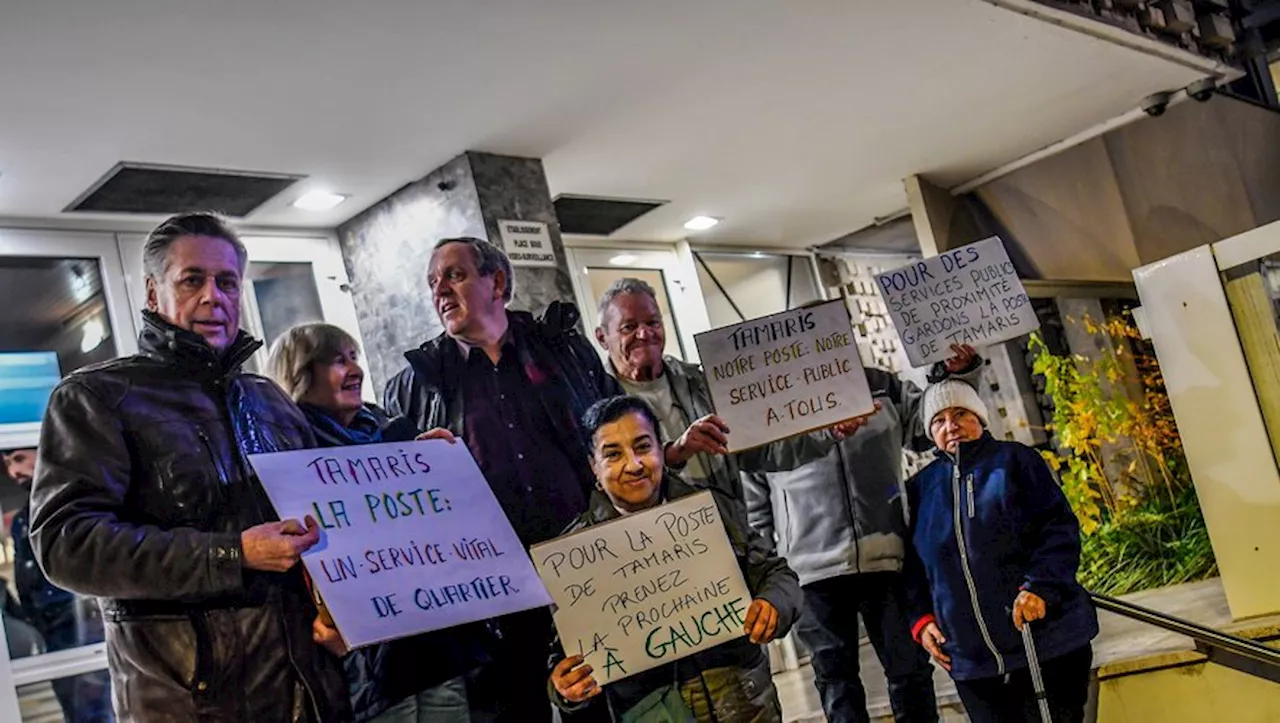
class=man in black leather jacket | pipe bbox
[29,213,350,723]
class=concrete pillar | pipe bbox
[904,174,983,257]
[904,174,1045,446]
[1133,246,1280,619]
[982,343,1048,447]
[336,151,575,390]
[1055,297,1149,496]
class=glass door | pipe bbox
[0,229,136,723]
[0,229,370,721]
[116,233,373,402]
[565,246,710,364]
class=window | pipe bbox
[240,261,326,374]
[0,255,120,721]
[693,252,820,328]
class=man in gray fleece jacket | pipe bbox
[742,348,980,723]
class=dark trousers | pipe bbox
[952,645,1092,723]
[795,572,938,723]
[468,608,557,723]
[41,598,114,722]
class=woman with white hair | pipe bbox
[902,379,1098,723]
[268,322,492,723]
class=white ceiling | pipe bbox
[0,0,1212,248]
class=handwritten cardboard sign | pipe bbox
[497,219,557,267]
[530,491,751,684]
[693,299,875,452]
[248,441,551,649]
[874,237,1039,367]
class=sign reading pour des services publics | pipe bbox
[693,299,875,452]
[530,491,751,684]
[874,236,1039,367]
[248,441,551,650]
[497,219,558,267]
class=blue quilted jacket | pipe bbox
[903,434,1098,681]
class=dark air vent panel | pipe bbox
[553,194,667,236]
[67,162,304,217]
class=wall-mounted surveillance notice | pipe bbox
[497,219,558,268]
[874,237,1038,367]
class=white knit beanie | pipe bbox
[922,380,989,429]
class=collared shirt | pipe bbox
[459,334,589,545]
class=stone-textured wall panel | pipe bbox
[337,153,483,390]
[469,152,577,319]
[337,151,577,392]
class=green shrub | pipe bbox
[1030,314,1217,596]
[1077,485,1217,595]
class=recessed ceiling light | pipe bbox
[293,191,348,212]
[683,215,720,231]
[610,254,637,266]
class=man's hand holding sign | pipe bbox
[241,516,322,572]
[663,410,876,466]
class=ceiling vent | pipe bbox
[553,194,667,236]
[66,162,304,217]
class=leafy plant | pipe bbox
[1030,313,1217,595]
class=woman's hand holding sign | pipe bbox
[744,598,781,644]
[312,616,348,658]
[415,427,458,443]
[551,655,602,704]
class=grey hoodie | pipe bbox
[743,363,981,587]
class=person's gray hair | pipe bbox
[266,323,360,403]
[597,277,659,327]
[432,236,514,302]
[142,212,248,281]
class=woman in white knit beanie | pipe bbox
[903,379,1098,723]
[921,379,990,448]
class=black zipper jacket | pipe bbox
[30,311,350,722]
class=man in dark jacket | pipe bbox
[384,236,632,723]
[30,213,350,723]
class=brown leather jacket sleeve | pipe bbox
[30,379,245,601]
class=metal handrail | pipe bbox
[1090,593,1280,684]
